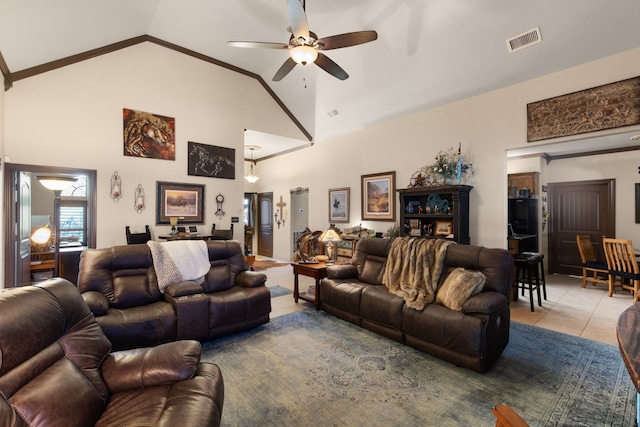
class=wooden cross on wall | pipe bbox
[275,196,287,229]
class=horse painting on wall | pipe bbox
[123,108,176,160]
[187,141,235,179]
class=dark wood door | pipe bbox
[548,179,615,275]
[258,192,273,257]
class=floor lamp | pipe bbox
[36,176,77,277]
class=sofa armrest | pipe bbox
[462,291,508,315]
[236,270,267,287]
[326,264,358,280]
[164,281,204,298]
[101,340,201,393]
[82,291,109,316]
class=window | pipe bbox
[59,175,88,245]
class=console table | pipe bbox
[616,303,640,424]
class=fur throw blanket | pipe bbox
[382,237,454,310]
[147,240,210,293]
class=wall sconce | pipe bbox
[110,171,122,201]
[134,184,145,213]
[274,195,287,229]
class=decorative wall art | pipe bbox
[328,187,350,223]
[156,181,205,224]
[188,141,235,179]
[361,171,396,221]
[527,76,640,142]
[435,220,453,237]
[123,108,176,160]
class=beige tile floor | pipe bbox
[263,259,633,346]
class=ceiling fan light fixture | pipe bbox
[291,45,318,65]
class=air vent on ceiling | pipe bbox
[507,27,542,53]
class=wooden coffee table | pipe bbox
[291,262,329,310]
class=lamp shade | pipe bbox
[37,175,77,191]
[245,163,259,183]
[31,225,52,245]
[291,45,318,65]
[320,226,341,242]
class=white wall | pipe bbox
[0,76,5,276]
[253,47,640,260]
[3,42,306,250]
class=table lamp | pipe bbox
[169,216,179,234]
[320,224,342,262]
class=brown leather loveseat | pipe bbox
[77,240,271,350]
[0,278,224,426]
[320,237,514,373]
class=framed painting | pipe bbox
[188,141,235,179]
[361,171,396,221]
[123,108,175,160]
[435,220,453,237]
[156,181,205,224]
[329,187,350,223]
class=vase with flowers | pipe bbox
[421,143,474,186]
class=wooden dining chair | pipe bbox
[603,237,640,303]
[125,225,152,245]
[576,234,609,288]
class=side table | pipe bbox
[291,262,329,310]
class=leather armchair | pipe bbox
[0,278,224,426]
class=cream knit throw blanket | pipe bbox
[382,237,454,310]
[147,240,210,293]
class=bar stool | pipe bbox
[513,252,547,311]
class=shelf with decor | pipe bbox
[397,185,472,244]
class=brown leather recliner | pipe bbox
[321,238,514,373]
[78,240,271,350]
[0,278,224,426]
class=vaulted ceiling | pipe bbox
[1,0,639,160]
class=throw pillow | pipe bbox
[436,267,486,311]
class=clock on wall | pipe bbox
[215,193,225,218]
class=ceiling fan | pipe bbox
[228,0,378,81]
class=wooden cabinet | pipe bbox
[508,172,539,197]
[397,185,472,244]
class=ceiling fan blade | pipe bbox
[317,30,378,50]
[287,0,309,40]
[273,57,297,81]
[315,53,348,80]
[228,41,289,49]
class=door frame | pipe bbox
[3,163,97,287]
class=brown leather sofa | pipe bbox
[320,238,514,373]
[77,240,271,350]
[0,278,224,426]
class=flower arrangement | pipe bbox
[419,144,474,186]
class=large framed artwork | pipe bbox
[361,171,396,221]
[527,76,640,142]
[156,181,205,224]
[329,187,350,223]
[123,108,176,160]
[188,141,235,179]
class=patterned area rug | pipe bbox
[201,310,635,426]
[268,285,292,298]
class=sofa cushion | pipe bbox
[203,241,247,293]
[360,285,404,330]
[436,268,486,311]
[351,238,393,285]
